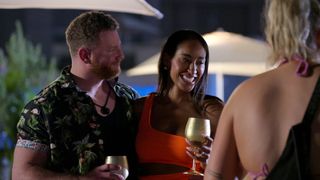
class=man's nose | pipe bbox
[118,48,125,60]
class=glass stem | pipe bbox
[191,159,196,171]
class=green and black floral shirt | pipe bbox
[16,66,139,178]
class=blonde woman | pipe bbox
[205,0,320,179]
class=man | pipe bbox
[12,11,139,180]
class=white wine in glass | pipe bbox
[183,117,211,176]
[105,155,129,179]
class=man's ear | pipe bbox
[79,47,91,64]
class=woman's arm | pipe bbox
[204,95,241,180]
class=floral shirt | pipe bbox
[16,66,139,178]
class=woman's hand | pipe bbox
[186,135,213,169]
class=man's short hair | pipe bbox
[65,11,119,56]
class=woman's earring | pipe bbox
[164,66,168,70]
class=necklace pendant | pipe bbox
[100,107,110,115]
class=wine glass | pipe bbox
[105,155,129,179]
[183,117,211,176]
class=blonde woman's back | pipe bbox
[230,60,320,178]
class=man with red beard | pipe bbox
[12,11,139,180]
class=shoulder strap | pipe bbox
[302,76,320,125]
[140,93,156,129]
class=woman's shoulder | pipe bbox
[135,92,157,103]
[135,96,147,103]
[203,95,224,108]
[231,69,278,97]
[203,95,224,117]
[134,92,158,111]
[204,95,223,103]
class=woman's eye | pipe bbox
[197,60,205,65]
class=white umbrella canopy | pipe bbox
[0,0,163,19]
[126,31,272,76]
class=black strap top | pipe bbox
[267,76,320,179]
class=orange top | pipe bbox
[136,93,192,168]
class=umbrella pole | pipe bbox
[216,73,224,101]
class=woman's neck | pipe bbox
[167,88,193,105]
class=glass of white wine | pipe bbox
[183,117,211,176]
[105,155,129,179]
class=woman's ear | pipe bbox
[78,47,91,64]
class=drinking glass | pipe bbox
[105,155,129,179]
[183,117,211,176]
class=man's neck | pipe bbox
[85,80,107,100]
[70,62,100,89]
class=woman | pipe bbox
[205,0,320,179]
[134,30,224,179]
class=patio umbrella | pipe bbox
[0,0,163,19]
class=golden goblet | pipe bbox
[105,155,129,179]
[183,117,211,176]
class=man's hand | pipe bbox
[81,164,125,180]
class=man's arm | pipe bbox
[12,146,124,180]
[12,147,79,180]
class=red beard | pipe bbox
[91,62,120,80]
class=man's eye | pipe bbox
[183,58,191,63]
[108,48,116,52]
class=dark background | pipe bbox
[0,0,265,71]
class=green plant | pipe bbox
[0,21,58,162]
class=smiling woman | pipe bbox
[169,39,206,93]
[133,29,224,180]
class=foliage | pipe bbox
[0,21,58,161]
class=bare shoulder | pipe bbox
[203,95,224,112]
[203,95,224,133]
[230,71,277,102]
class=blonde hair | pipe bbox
[264,0,320,65]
